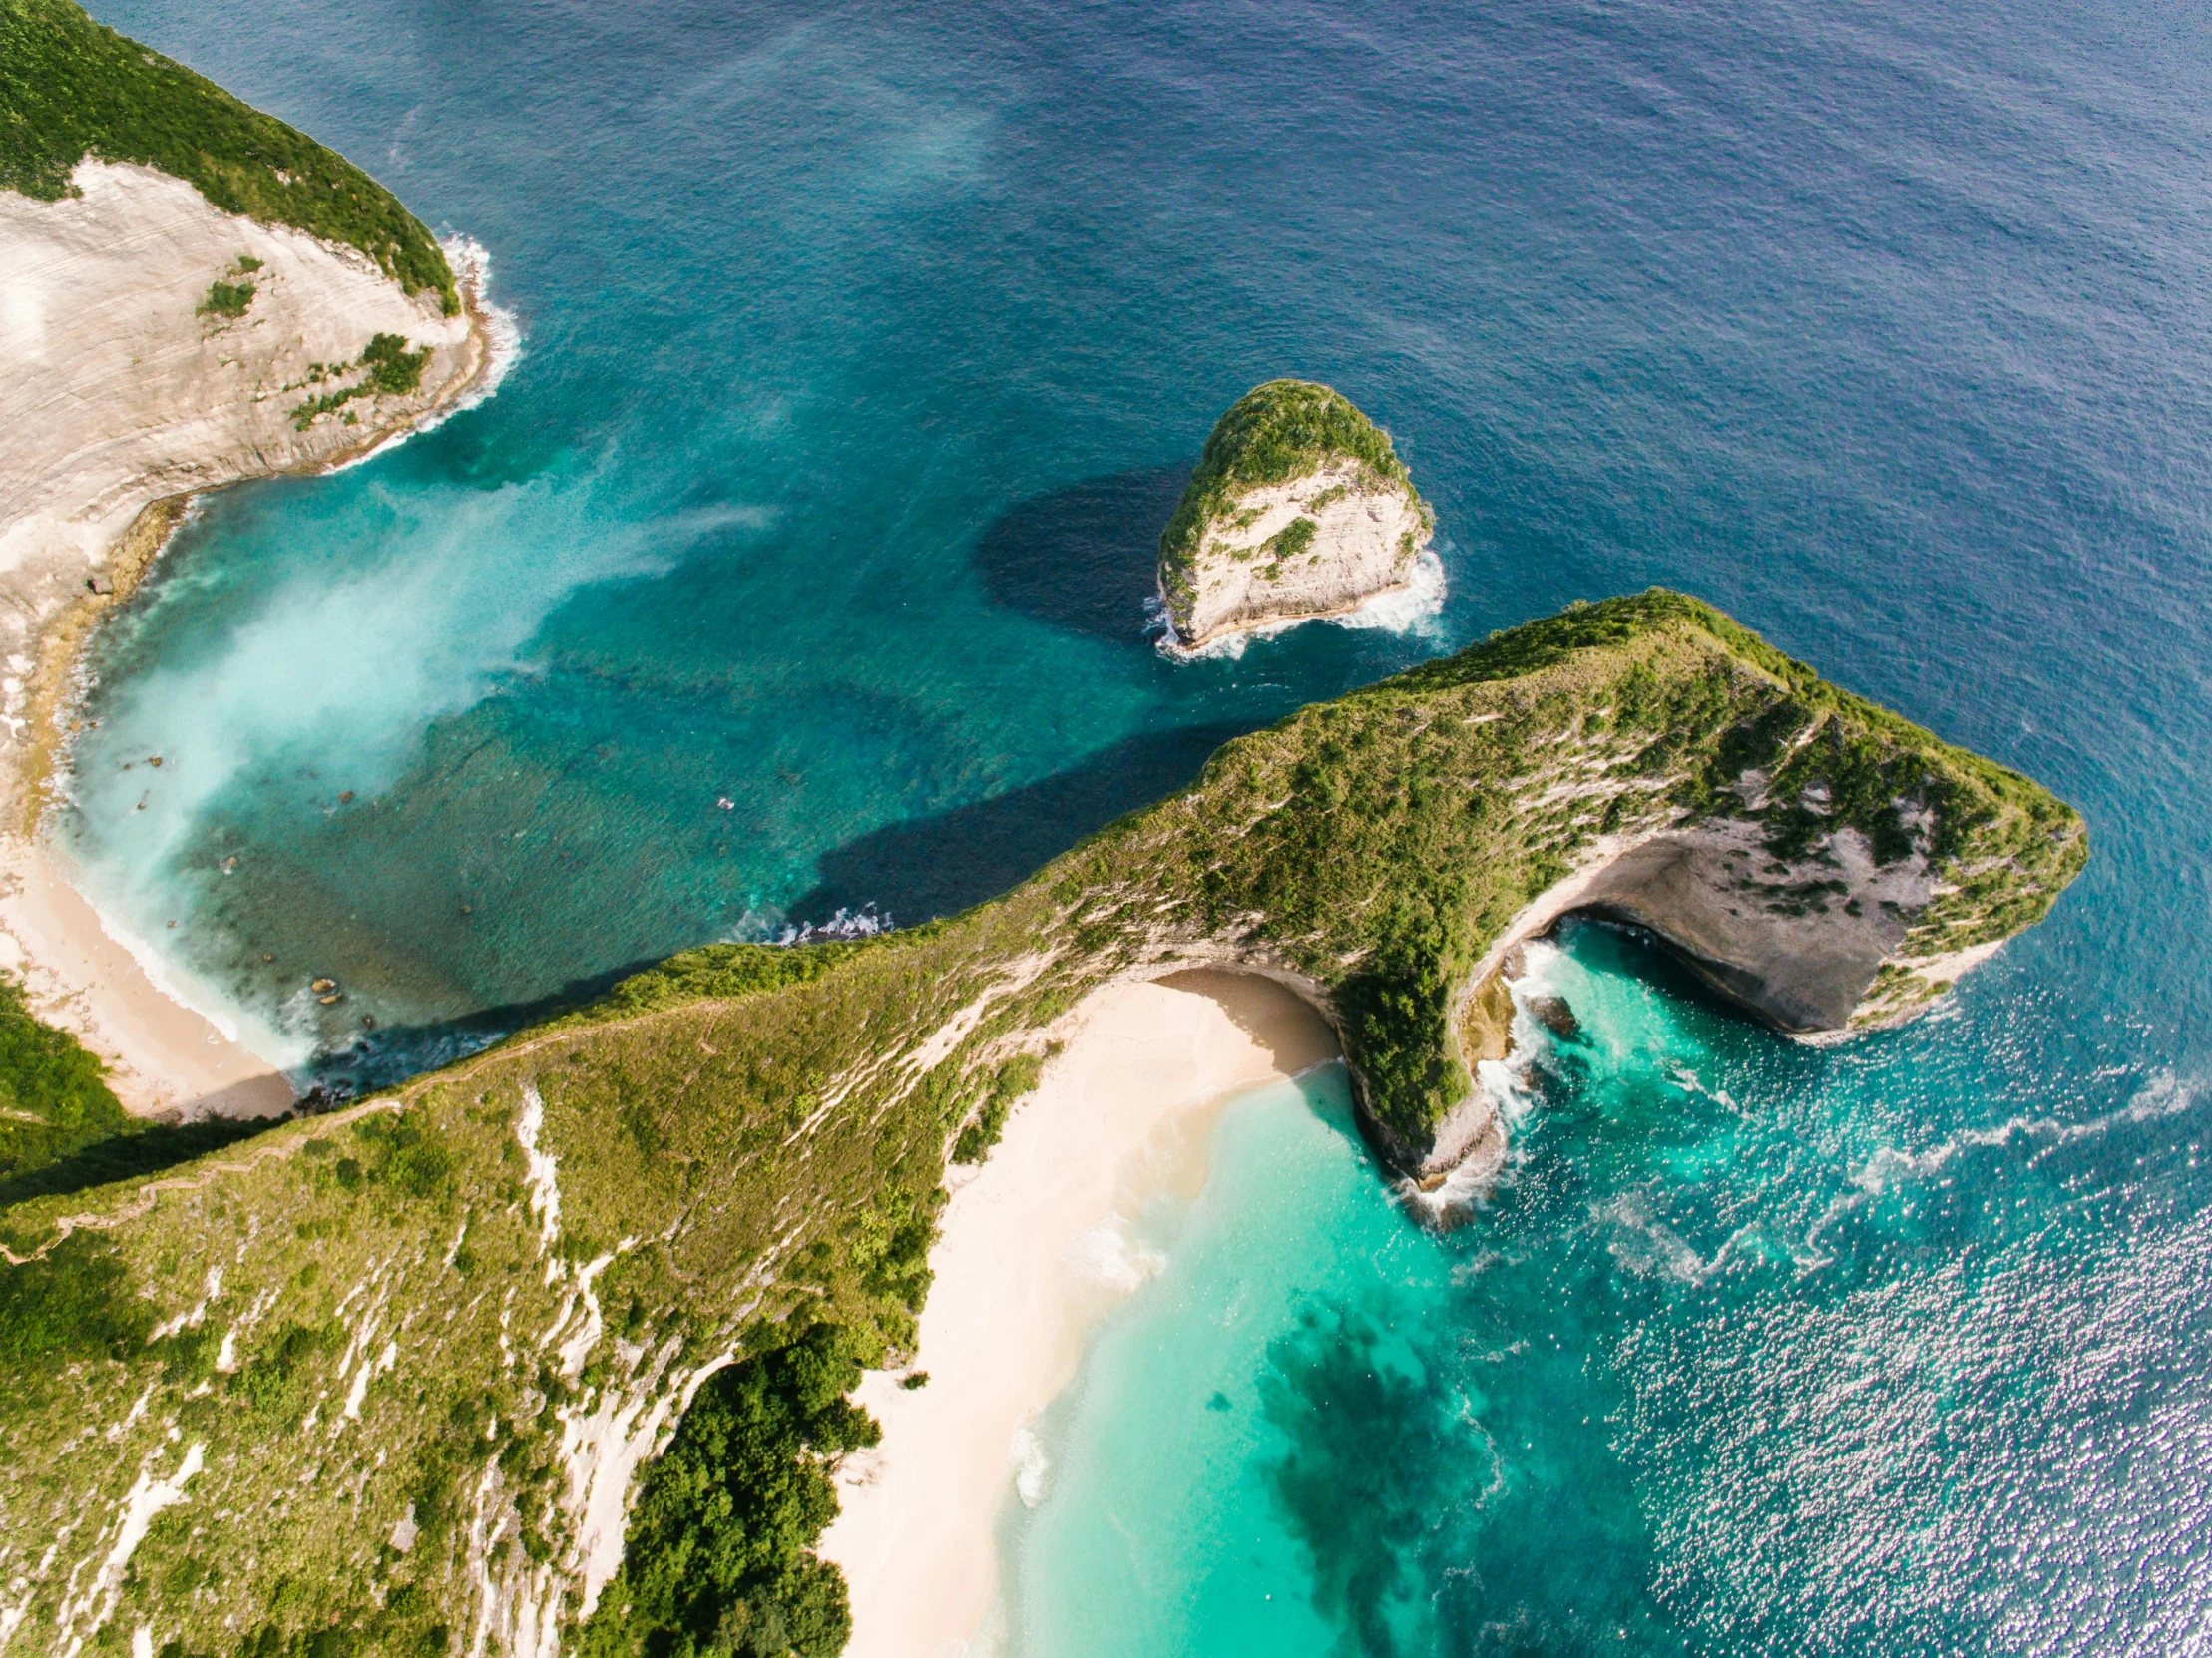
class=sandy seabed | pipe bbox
[0,158,499,1121]
[818,969,1339,1658]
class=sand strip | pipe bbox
[819,969,1338,1658]
[0,837,292,1118]
[0,159,509,1122]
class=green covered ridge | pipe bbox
[1156,378,1433,619]
[0,0,457,311]
[0,592,2084,1656]
[0,969,263,1212]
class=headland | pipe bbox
[0,0,502,1119]
[0,582,2086,1656]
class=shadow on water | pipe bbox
[1551,913,1784,1035]
[306,721,1260,1093]
[790,721,1255,927]
[971,463,1192,641]
[302,956,673,1097]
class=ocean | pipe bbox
[64,0,2212,1648]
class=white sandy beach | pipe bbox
[819,969,1339,1658]
[0,157,502,1121]
[0,837,293,1118]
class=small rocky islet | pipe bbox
[1156,379,1434,649]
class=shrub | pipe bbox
[0,0,457,310]
[198,277,254,318]
[1158,380,1430,612]
[578,1324,878,1658]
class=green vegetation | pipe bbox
[950,1052,1045,1164]
[0,0,456,310]
[1257,514,1317,578]
[0,972,131,1182]
[198,253,266,319]
[1158,380,1432,617]
[0,1231,148,1371]
[198,277,254,318]
[579,1325,877,1658]
[0,591,2084,1655]
[0,970,271,1209]
[289,332,432,428]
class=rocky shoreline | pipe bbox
[1156,379,1436,649]
[0,158,503,1118]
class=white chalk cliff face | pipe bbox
[1165,458,1430,649]
[0,159,490,1118]
[0,158,482,645]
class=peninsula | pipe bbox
[0,591,2085,1657]
[1157,379,1436,649]
[0,0,497,1116]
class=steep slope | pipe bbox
[0,0,495,1120]
[1156,379,1435,648]
[0,593,2085,1656]
[0,0,455,307]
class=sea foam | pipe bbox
[324,235,523,475]
[1155,549,1449,661]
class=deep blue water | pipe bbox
[62,0,2212,1647]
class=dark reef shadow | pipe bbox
[790,722,1254,928]
[972,463,1193,641]
[305,722,1257,1094]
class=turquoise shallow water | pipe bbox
[55,0,2212,1644]
[1012,922,2212,1653]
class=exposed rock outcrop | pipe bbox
[0,159,484,630]
[0,157,493,1113]
[1414,796,2067,1195]
[1157,379,1434,648]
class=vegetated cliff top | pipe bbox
[0,591,2084,1657]
[1157,378,1433,606]
[0,0,457,311]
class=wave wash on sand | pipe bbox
[0,589,2083,1655]
[0,151,505,1119]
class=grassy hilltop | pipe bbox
[0,0,457,310]
[1156,379,1434,622]
[0,593,2084,1656]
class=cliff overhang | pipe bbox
[0,590,2086,1653]
[1157,379,1436,648]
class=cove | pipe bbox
[1001,919,2212,1653]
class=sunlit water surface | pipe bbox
[63,0,2212,1646]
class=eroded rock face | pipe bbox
[0,161,484,596]
[1573,818,1936,1033]
[1418,816,1991,1193]
[1157,379,1433,649]
[1165,459,1430,647]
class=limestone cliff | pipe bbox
[0,160,484,612]
[1157,379,1434,648]
[0,594,2085,1654]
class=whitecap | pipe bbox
[1156,549,1449,661]
[1009,1425,1051,1509]
[777,905,892,945]
[1849,1068,2205,1196]
[323,234,523,474]
[1061,1213,1166,1293]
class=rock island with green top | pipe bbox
[1156,379,1437,649]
